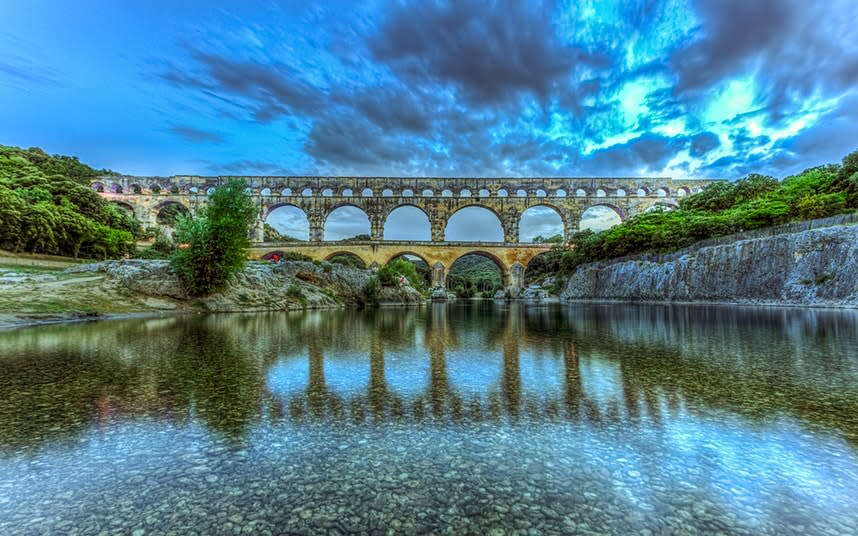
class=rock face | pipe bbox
[561,223,858,307]
[69,260,423,311]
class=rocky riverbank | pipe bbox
[561,221,858,307]
[0,259,423,329]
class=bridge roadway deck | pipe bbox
[250,240,551,287]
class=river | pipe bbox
[1,303,857,535]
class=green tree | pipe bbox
[170,179,257,296]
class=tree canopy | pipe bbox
[0,145,138,258]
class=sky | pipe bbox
[2,0,857,239]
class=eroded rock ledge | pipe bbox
[561,223,858,307]
[69,260,423,311]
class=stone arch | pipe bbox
[518,204,565,242]
[321,188,334,197]
[575,188,587,197]
[382,188,394,197]
[448,251,510,288]
[422,189,434,197]
[383,205,431,241]
[130,184,143,195]
[385,250,431,266]
[516,189,527,197]
[325,204,371,241]
[444,205,504,242]
[478,188,490,197]
[154,201,190,226]
[260,187,272,196]
[402,188,414,197]
[616,188,626,197]
[459,189,472,197]
[361,188,373,197]
[645,202,680,212]
[323,251,369,268]
[441,189,453,197]
[108,183,123,194]
[535,189,547,197]
[554,189,567,197]
[579,204,625,232]
[636,188,648,197]
[341,188,353,197]
[595,188,606,197]
[111,201,135,219]
[497,189,509,197]
[281,187,293,196]
[675,187,689,197]
[264,203,310,241]
[655,187,668,197]
[92,181,105,193]
[262,250,288,261]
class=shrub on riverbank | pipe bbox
[170,179,256,296]
[559,148,858,273]
[0,146,139,258]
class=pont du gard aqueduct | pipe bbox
[93,176,721,289]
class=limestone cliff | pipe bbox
[561,221,858,307]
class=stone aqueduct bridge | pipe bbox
[95,175,720,288]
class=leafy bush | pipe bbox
[377,257,424,289]
[170,179,256,296]
[328,254,366,269]
[556,148,858,275]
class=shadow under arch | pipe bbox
[154,200,190,226]
[444,205,504,242]
[518,203,566,242]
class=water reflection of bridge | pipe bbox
[266,306,650,426]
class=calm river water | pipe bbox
[1,303,858,535]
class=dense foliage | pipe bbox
[328,254,367,269]
[377,257,426,289]
[170,179,257,296]
[447,255,503,297]
[558,148,858,274]
[0,145,139,258]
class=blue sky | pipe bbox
[2,0,857,181]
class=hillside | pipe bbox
[0,145,139,259]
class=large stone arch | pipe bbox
[324,203,372,241]
[154,200,190,226]
[518,203,566,242]
[444,204,505,242]
[578,203,625,232]
[322,250,370,268]
[383,204,432,241]
[263,202,309,221]
[110,200,136,219]
[448,250,511,288]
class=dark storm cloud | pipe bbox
[672,0,858,116]
[161,48,324,123]
[689,132,719,157]
[369,0,595,105]
[168,126,223,144]
[577,134,688,175]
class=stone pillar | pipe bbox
[431,219,446,242]
[253,216,265,242]
[501,208,520,243]
[308,208,324,241]
[509,262,525,290]
[561,210,581,239]
[431,262,446,288]
[369,214,384,241]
